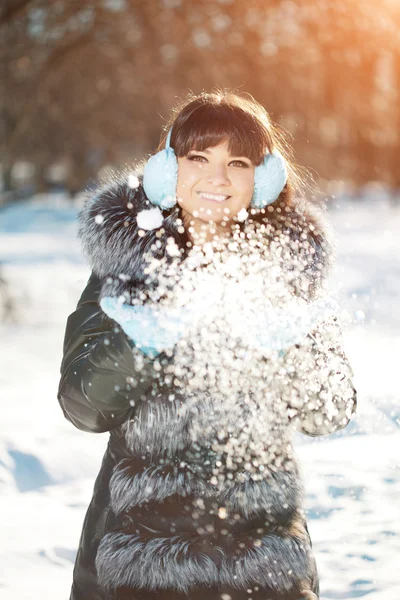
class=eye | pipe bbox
[187,154,207,163]
[229,160,249,168]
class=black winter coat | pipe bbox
[58,175,357,600]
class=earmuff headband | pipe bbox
[143,126,288,210]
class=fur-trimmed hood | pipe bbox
[78,170,334,303]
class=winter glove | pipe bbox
[100,297,194,358]
[101,286,337,358]
[225,296,338,353]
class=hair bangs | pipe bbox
[171,104,271,166]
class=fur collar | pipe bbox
[78,170,334,301]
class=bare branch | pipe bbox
[7,30,95,157]
[0,0,37,26]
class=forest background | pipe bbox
[1,0,399,200]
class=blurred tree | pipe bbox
[1,0,400,195]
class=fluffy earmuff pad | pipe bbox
[143,148,178,209]
[251,152,288,209]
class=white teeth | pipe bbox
[198,192,229,202]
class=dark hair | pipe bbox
[156,89,311,200]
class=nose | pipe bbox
[205,163,230,187]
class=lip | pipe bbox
[196,191,231,203]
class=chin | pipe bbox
[194,203,235,221]
[197,212,229,225]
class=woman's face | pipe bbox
[176,140,255,227]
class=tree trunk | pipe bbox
[2,162,13,192]
[34,164,49,193]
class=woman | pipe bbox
[58,91,357,600]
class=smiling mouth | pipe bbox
[197,192,231,203]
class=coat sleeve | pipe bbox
[282,318,357,437]
[57,273,153,433]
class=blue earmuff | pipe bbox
[251,150,288,208]
[143,128,288,210]
[143,130,178,210]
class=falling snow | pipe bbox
[94,213,104,225]
[127,173,140,189]
[136,207,164,230]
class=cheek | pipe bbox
[177,163,201,193]
[235,172,255,201]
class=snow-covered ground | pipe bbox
[0,191,399,599]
